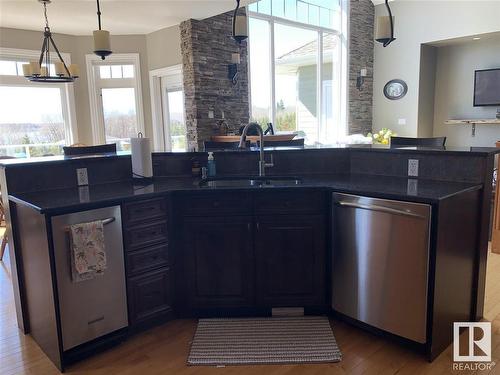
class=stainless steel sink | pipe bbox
[198,176,302,188]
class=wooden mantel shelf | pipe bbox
[445,119,500,125]
[444,118,500,136]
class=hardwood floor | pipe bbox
[1,246,500,375]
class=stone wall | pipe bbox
[180,2,373,146]
[180,12,250,151]
[348,0,374,135]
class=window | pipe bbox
[163,88,187,152]
[86,54,145,151]
[248,0,345,145]
[149,65,186,152]
[249,0,341,29]
[99,65,134,79]
[0,48,77,158]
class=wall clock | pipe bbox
[383,79,408,100]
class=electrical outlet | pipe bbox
[78,186,90,202]
[398,118,407,125]
[408,159,419,177]
[407,179,418,196]
[76,168,88,186]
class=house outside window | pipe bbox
[248,0,346,145]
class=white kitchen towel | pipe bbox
[69,220,107,282]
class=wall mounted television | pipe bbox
[474,68,500,107]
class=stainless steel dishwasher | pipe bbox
[51,206,128,350]
[332,193,431,343]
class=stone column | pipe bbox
[348,0,374,135]
[180,12,250,151]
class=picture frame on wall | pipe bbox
[384,79,408,100]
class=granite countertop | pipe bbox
[1,144,499,167]
[8,174,483,214]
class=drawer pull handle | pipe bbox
[88,316,104,325]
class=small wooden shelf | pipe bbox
[444,119,500,136]
[445,119,500,125]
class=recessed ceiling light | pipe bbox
[473,37,481,40]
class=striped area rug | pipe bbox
[187,316,342,366]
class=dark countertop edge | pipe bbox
[0,152,130,167]
[1,145,498,169]
[8,179,484,216]
[152,146,500,157]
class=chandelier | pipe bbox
[22,0,79,83]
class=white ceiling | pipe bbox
[0,0,254,36]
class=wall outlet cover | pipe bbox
[408,159,419,177]
[407,179,418,196]
[76,168,89,186]
[398,118,407,125]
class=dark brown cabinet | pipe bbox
[122,197,174,332]
[127,267,173,326]
[183,216,254,309]
[254,215,326,307]
[178,191,327,314]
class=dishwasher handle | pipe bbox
[336,201,427,219]
[64,217,115,232]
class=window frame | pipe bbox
[247,4,347,143]
[0,48,79,147]
[86,53,145,145]
[149,64,184,152]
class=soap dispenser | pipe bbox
[207,152,216,177]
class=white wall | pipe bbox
[146,25,182,70]
[416,44,436,138]
[433,37,500,147]
[373,1,500,138]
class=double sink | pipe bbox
[199,176,302,188]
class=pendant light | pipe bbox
[375,0,396,47]
[232,0,248,43]
[23,0,79,83]
[93,0,112,60]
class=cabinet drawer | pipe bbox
[122,198,167,226]
[127,243,169,276]
[254,191,325,214]
[180,192,251,216]
[128,267,173,325]
[124,220,168,250]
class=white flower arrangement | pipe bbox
[366,128,396,145]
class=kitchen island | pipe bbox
[0,145,496,371]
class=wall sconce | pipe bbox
[375,0,396,47]
[228,53,241,85]
[356,68,367,91]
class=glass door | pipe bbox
[160,75,186,152]
[101,87,138,151]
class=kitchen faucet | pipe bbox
[238,122,274,176]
